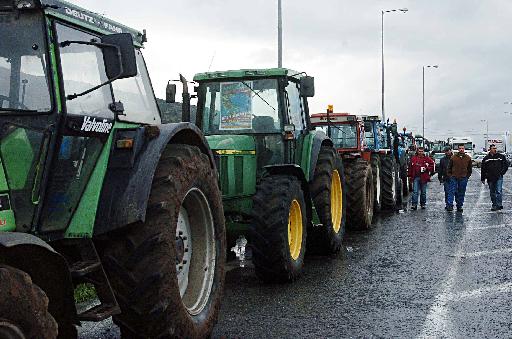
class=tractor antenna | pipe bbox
[208,51,216,72]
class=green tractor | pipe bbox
[0,1,226,338]
[174,68,346,283]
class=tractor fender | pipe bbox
[94,122,216,236]
[0,232,78,326]
[308,132,334,182]
[264,164,313,222]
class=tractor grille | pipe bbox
[234,156,244,194]
[219,156,229,194]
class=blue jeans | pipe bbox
[447,177,468,208]
[411,177,427,206]
[488,176,503,208]
[443,180,451,207]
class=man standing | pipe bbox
[481,144,509,211]
[447,145,472,212]
[438,147,453,210]
[408,146,435,210]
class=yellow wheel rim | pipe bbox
[331,170,343,233]
[288,199,303,260]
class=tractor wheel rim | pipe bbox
[0,320,25,339]
[331,170,343,233]
[176,188,216,316]
[288,199,303,260]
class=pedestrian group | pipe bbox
[408,144,508,212]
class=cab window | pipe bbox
[285,81,305,131]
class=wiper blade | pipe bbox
[0,108,38,113]
[240,81,276,112]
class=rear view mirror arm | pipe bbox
[59,40,124,101]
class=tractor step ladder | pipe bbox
[69,239,121,322]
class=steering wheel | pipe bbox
[0,94,30,110]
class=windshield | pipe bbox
[453,142,473,150]
[200,79,281,134]
[316,124,358,148]
[0,11,51,112]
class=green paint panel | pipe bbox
[0,158,9,191]
[299,131,317,182]
[194,68,302,82]
[65,122,138,238]
[206,135,257,201]
[1,129,34,190]
[0,210,16,232]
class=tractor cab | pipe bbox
[0,0,160,236]
[310,111,367,158]
[193,68,316,208]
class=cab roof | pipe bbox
[193,68,303,82]
[41,0,146,47]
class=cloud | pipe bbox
[73,0,512,149]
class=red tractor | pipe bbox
[311,112,374,230]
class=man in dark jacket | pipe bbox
[408,147,435,210]
[481,144,509,211]
[438,147,453,210]
[447,145,472,212]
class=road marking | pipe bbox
[444,282,512,302]
[468,224,510,231]
[419,183,487,339]
[461,247,512,258]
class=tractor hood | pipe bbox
[206,135,256,153]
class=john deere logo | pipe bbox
[81,116,113,134]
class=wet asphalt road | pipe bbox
[80,170,512,338]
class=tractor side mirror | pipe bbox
[166,82,177,103]
[101,33,137,80]
[300,76,315,97]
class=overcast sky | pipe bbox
[75,0,512,150]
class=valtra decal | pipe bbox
[81,116,113,134]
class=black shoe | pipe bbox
[491,206,498,211]
[457,207,463,212]
[447,206,453,212]
[499,206,504,210]
[411,205,417,210]
[421,205,426,209]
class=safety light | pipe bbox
[116,138,134,149]
[327,105,334,114]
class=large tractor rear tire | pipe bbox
[370,154,381,212]
[308,146,346,255]
[380,154,398,210]
[345,158,374,230]
[250,175,307,283]
[0,265,58,339]
[99,144,226,338]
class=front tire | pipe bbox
[0,265,58,339]
[250,175,307,283]
[345,158,375,230]
[308,146,347,255]
[99,144,226,338]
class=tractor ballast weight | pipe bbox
[0,1,226,337]
[193,68,346,282]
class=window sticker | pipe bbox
[219,82,252,130]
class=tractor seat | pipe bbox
[252,116,275,133]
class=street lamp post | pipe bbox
[381,8,408,122]
[422,65,439,147]
[481,119,489,150]
[277,0,282,68]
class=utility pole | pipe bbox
[278,0,282,68]
[422,65,439,147]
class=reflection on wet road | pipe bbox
[213,171,512,338]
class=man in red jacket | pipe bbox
[408,147,435,210]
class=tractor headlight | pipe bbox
[14,0,38,9]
